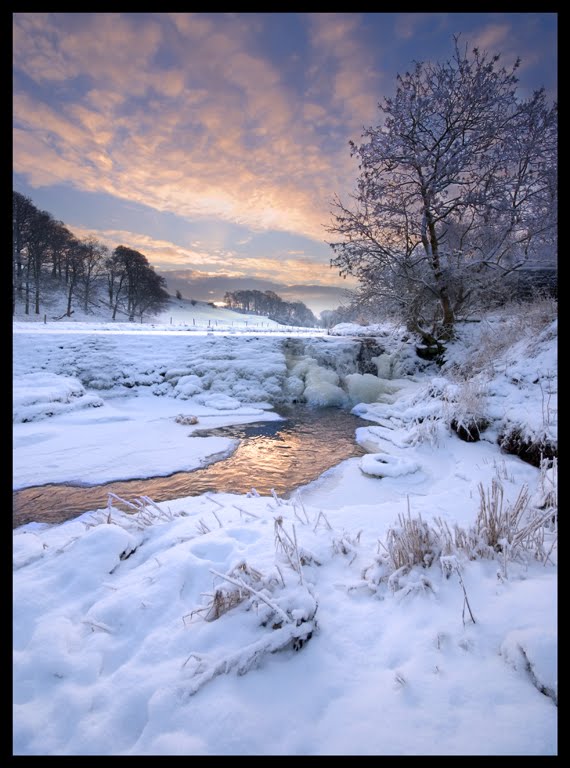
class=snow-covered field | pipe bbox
[13,301,557,756]
[13,293,313,334]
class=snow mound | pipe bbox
[360,453,421,478]
[198,394,242,410]
[500,628,557,705]
[13,372,104,423]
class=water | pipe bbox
[12,406,365,529]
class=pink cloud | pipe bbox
[67,226,351,288]
[13,13,78,82]
[13,13,383,245]
[394,13,442,40]
[166,12,214,40]
[14,92,92,151]
[14,13,164,98]
[471,23,511,53]
[308,13,360,46]
[306,13,381,131]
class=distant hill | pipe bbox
[152,296,287,330]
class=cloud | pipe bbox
[13,11,557,266]
[13,13,163,95]
[470,23,511,53]
[67,226,224,271]
[306,13,381,131]
[160,270,355,314]
[393,13,448,40]
[65,225,352,290]
[13,13,77,82]
[13,13,376,243]
[467,20,549,89]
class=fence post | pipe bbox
[44,314,47,324]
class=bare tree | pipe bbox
[79,237,108,313]
[328,36,557,346]
[25,208,56,315]
[106,250,127,320]
[12,191,35,314]
[47,220,75,283]
[12,191,169,321]
[64,239,87,317]
[108,245,168,321]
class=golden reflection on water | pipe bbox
[13,407,365,529]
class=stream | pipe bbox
[13,405,366,528]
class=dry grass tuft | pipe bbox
[274,516,321,582]
[475,479,529,557]
[106,493,178,528]
[186,561,265,623]
[380,501,440,571]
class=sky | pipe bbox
[13,12,558,314]
[13,302,557,755]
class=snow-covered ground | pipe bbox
[13,293,314,333]
[13,300,557,756]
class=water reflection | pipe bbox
[13,406,365,529]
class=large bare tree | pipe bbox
[328,37,557,346]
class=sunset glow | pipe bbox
[13,12,557,313]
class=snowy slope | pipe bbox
[14,290,308,331]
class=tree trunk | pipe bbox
[424,205,455,339]
[438,295,455,340]
[17,259,23,296]
[25,261,31,315]
[66,272,76,317]
[34,257,41,315]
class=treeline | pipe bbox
[13,191,169,321]
[223,289,317,327]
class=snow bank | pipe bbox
[13,373,104,423]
